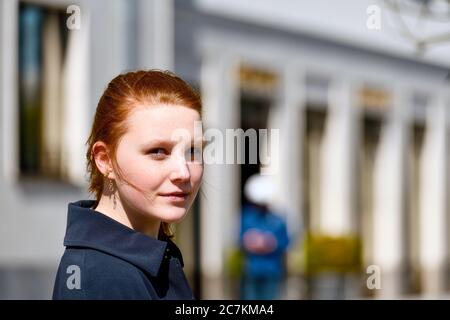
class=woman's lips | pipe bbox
[159,192,189,203]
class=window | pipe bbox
[18,1,88,186]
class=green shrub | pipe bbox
[303,232,362,276]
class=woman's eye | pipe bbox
[186,147,202,161]
[148,148,168,159]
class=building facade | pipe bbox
[1,0,449,299]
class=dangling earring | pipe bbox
[109,178,117,210]
[106,171,117,210]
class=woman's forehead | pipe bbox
[124,105,201,142]
[128,105,199,128]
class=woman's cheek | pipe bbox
[125,158,161,187]
[189,169,203,201]
[192,165,204,185]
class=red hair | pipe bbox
[85,70,202,239]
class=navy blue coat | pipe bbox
[52,200,195,300]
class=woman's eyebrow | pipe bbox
[141,139,173,147]
[141,138,207,148]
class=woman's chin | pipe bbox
[158,207,188,223]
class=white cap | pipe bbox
[244,174,275,205]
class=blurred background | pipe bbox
[1,0,450,299]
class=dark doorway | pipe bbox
[240,93,272,206]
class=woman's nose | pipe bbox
[169,155,191,182]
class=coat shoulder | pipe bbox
[53,247,151,300]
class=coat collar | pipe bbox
[63,200,184,277]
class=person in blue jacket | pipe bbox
[239,174,290,300]
[53,70,204,299]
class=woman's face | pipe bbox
[113,104,203,224]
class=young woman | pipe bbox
[52,70,204,299]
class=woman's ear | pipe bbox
[92,141,115,178]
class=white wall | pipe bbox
[196,0,450,68]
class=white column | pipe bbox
[418,93,448,297]
[0,0,19,184]
[271,66,304,239]
[60,11,90,187]
[200,52,239,299]
[137,0,174,70]
[319,79,359,235]
[372,88,409,298]
[89,0,132,109]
